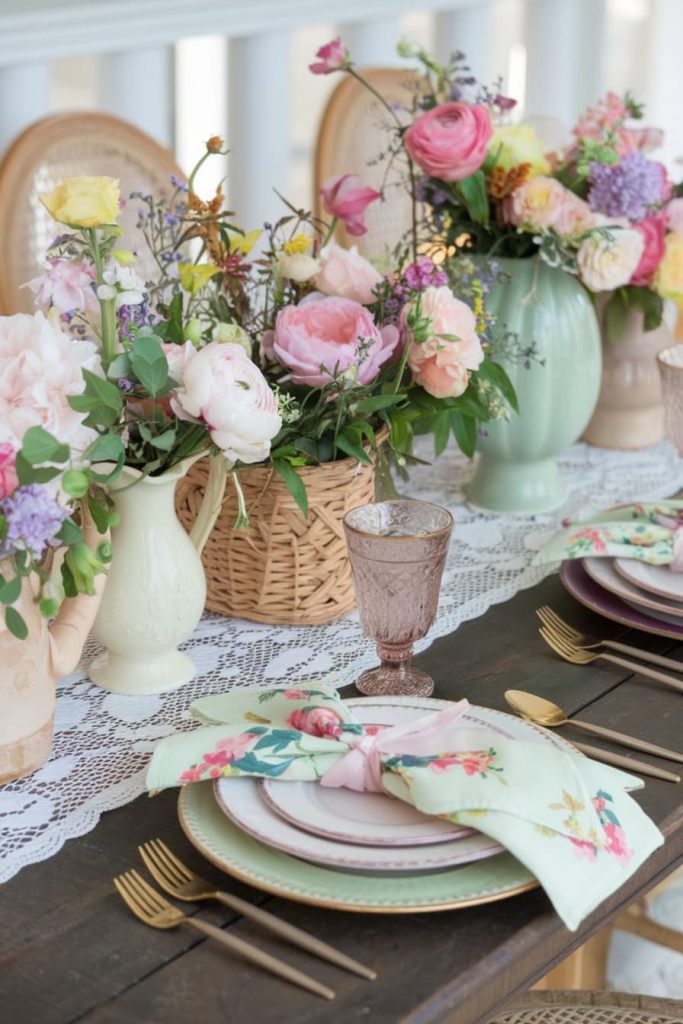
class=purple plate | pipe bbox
[560,560,683,639]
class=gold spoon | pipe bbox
[505,690,682,782]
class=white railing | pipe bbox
[0,0,681,229]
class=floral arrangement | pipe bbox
[0,312,113,637]
[312,38,682,338]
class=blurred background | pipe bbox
[2,0,682,228]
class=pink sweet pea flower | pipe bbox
[0,443,19,499]
[27,257,97,313]
[320,174,381,237]
[309,37,348,75]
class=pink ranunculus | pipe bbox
[287,706,343,738]
[403,285,484,400]
[27,257,97,313]
[666,197,683,235]
[172,342,282,465]
[631,214,667,285]
[0,443,18,499]
[273,295,399,388]
[320,174,381,237]
[404,102,492,182]
[309,37,348,75]
[0,312,100,456]
[315,243,383,304]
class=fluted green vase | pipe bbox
[467,257,601,514]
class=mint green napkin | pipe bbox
[533,501,683,568]
[147,686,663,931]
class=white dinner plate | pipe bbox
[615,557,683,603]
[584,557,683,622]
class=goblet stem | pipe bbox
[355,640,435,698]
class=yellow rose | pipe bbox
[39,176,120,228]
[655,234,683,300]
[489,124,551,177]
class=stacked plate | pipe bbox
[178,696,569,914]
[561,555,683,639]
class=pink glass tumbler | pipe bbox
[343,500,453,697]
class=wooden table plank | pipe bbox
[1,574,681,1024]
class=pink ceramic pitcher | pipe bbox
[0,514,106,785]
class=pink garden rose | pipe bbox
[287,706,343,738]
[28,257,97,313]
[0,443,18,500]
[320,174,381,236]
[631,214,667,285]
[403,286,483,400]
[172,342,281,465]
[309,37,348,75]
[404,102,492,182]
[273,295,399,388]
[315,243,383,304]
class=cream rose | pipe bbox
[577,228,645,292]
[172,342,282,465]
[40,176,120,228]
[277,252,321,283]
[315,243,383,304]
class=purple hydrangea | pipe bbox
[588,151,667,221]
[1,485,67,559]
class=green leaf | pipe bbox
[604,290,629,342]
[477,359,519,414]
[106,353,132,380]
[354,394,406,414]
[20,426,70,466]
[450,411,478,457]
[130,335,169,397]
[84,432,125,465]
[273,459,308,517]
[0,574,21,605]
[456,171,489,226]
[87,494,111,534]
[15,452,63,486]
[432,411,451,457]
[82,369,124,412]
[57,518,83,546]
[335,433,372,465]
[292,438,320,461]
[5,606,27,640]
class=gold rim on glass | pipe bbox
[343,499,454,542]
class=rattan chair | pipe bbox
[487,990,683,1023]
[314,67,424,260]
[0,112,185,314]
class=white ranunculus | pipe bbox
[171,342,282,465]
[277,252,321,283]
[576,228,645,293]
[102,261,146,308]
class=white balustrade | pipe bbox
[344,17,402,66]
[524,0,585,131]
[434,2,491,81]
[99,47,174,146]
[0,62,51,152]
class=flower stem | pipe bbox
[88,227,116,369]
[321,216,338,248]
[231,470,249,530]
[189,453,229,554]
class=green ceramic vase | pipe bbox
[466,257,601,514]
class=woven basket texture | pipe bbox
[486,990,683,1024]
[176,452,377,626]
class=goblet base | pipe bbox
[355,664,435,698]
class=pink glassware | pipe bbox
[343,500,453,697]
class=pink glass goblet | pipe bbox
[343,499,453,697]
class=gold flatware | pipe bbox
[114,869,335,1000]
[539,623,683,695]
[564,738,681,784]
[505,690,683,777]
[139,839,376,981]
[537,606,683,677]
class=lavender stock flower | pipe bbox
[588,151,667,221]
[1,485,67,559]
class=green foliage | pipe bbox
[605,286,665,340]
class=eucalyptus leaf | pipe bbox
[5,606,28,640]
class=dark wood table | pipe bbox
[1,574,682,1024]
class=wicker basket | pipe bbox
[176,450,380,626]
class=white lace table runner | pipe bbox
[2,440,683,884]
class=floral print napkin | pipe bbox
[533,501,683,569]
[147,686,663,930]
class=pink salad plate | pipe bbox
[584,557,683,626]
[615,557,683,603]
[561,560,683,640]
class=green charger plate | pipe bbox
[179,782,537,914]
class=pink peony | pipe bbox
[315,243,383,304]
[273,295,399,388]
[403,286,483,400]
[287,706,343,738]
[309,37,348,75]
[172,342,282,465]
[27,257,97,313]
[631,214,667,285]
[404,102,492,182]
[320,174,381,237]
[0,443,18,499]
[0,312,100,456]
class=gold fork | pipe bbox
[538,606,683,675]
[539,620,683,695]
[139,839,376,980]
[114,869,335,1000]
